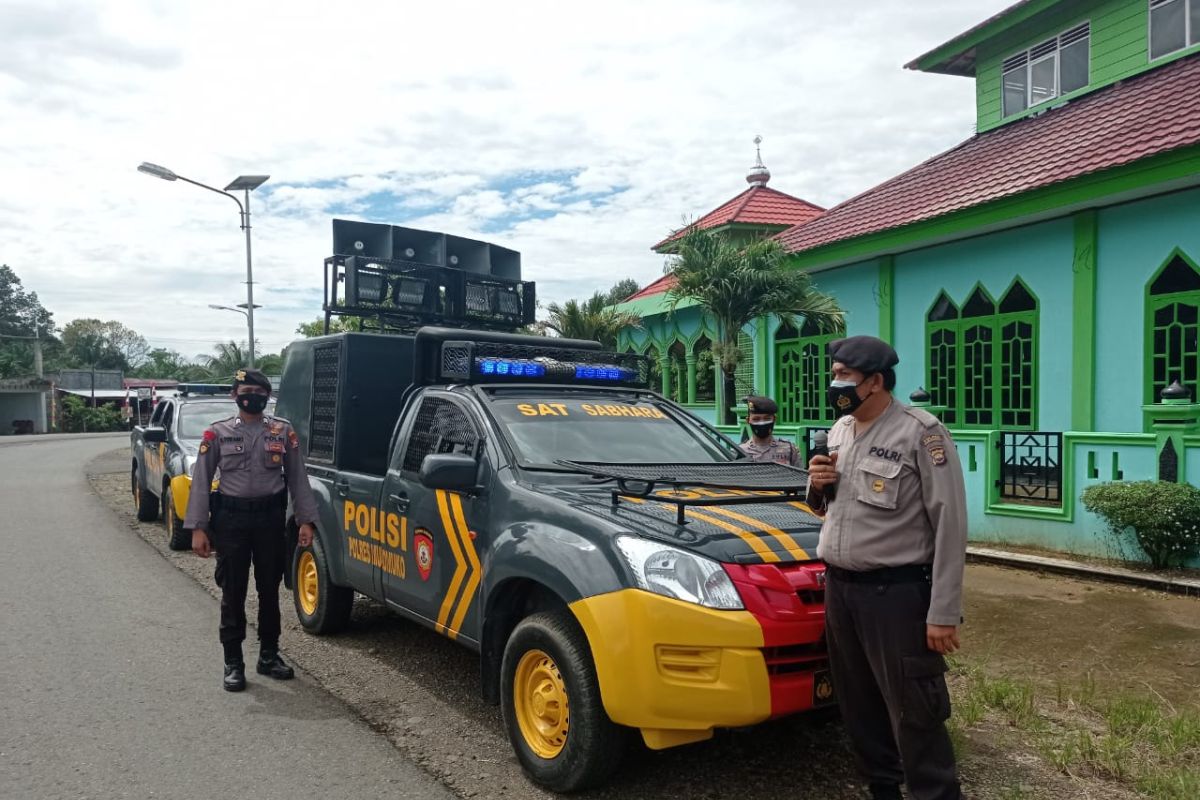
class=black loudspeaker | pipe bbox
[489,244,521,281]
[333,220,392,259]
[445,235,490,274]
[391,226,445,265]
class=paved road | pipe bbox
[0,436,454,800]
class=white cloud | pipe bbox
[0,0,1002,358]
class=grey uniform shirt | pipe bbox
[807,401,968,626]
[183,414,321,530]
[739,437,801,466]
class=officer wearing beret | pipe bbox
[738,396,800,466]
[184,368,320,692]
[806,336,967,800]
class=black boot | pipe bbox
[223,661,246,692]
[868,783,903,800]
[257,646,295,680]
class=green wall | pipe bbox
[974,0,1200,132]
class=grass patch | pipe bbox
[950,660,1200,799]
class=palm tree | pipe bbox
[666,228,843,424]
[542,292,641,349]
[205,341,251,381]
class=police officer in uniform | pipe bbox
[806,336,967,800]
[184,368,320,692]
[738,396,801,466]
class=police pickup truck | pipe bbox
[275,328,831,792]
[130,385,274,550]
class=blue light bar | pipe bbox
[574,365,629,381]
[477,358,546,378]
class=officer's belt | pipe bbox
[213,491,286,512]
[825,564,932,584]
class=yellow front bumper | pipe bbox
[569,589,771,750]
[169,474,219,521]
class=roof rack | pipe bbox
[557,460,810,525]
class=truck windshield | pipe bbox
[487,396,734,466]
[177,401,237,439]
[175,400,279,440]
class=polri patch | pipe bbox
[926,443,947,466]
[414,530,434,581]
[288,430,300,450]
[199,442,209,454]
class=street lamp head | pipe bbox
[137,162,178,181]
[225,175,270,192]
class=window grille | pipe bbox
[997,432,1062,507]
[402,397,478,473]
[308,342,341,462]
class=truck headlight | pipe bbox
[615,536,743,610]
[183,456,195,477]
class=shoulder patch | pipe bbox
[202,430,217,442]
[901,404,941,429]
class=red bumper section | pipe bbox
[724,561,830,717]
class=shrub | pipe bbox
[60,394,125,433]
[1081,480,1200,569]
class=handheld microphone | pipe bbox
[810,430,837,502]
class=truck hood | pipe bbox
[530,483,823,565]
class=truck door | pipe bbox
[154,401,175,490]
[380,392,485,646]
[330,467,387,600]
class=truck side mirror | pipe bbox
[418,453,478,491]
[144,427,167,444]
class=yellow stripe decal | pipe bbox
[447,493,482,636]
[788,501,817,515]
[680,509,780,563]
[435,490,467,636]
[701,506,809,561]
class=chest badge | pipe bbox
[872,479,885,493]
[414,530,434,581]
[272,454,281,464]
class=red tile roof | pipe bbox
[653,185,825,251]
[624,274,677,301]
[777,53,1200,257]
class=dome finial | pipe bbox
[747,135,771,186]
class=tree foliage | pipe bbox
[59,394,125,433]
[296,316,361,338]
[665,228,843,422]
[542,292,641,348]
[1081,480,1200,569]
[603,278,640,306]
[0,264,55,378]
[60,318,149,370]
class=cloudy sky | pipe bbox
[1,0,1002,359]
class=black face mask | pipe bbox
[236,393,269,415]
[828,380,864,418]
[750,422,774,439]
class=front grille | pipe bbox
[763,642,828,676]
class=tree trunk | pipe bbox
[722,369,738,425]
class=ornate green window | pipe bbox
[925,281,1039,429]
[927,292,960,426]
[1146,251,1200,403]
[775,318,840,424]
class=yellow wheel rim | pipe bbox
[513,649,570,759]
[298,551,319,616]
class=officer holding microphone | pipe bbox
[806,336,968,800]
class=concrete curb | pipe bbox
[967,546,1200,597]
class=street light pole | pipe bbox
[137,163,269,368]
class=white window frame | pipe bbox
[1149,0,1197,61]
[1000,21,1091,118]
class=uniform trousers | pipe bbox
[211,498,287,654]
[825,571,962,800]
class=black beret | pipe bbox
[827,336,899,374]
[745,395,778,415]
[233,368,272,392]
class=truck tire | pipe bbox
[292,536,353,634]
[133,467,159,522]
[500,609,625,793]
[164,485,191,551]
